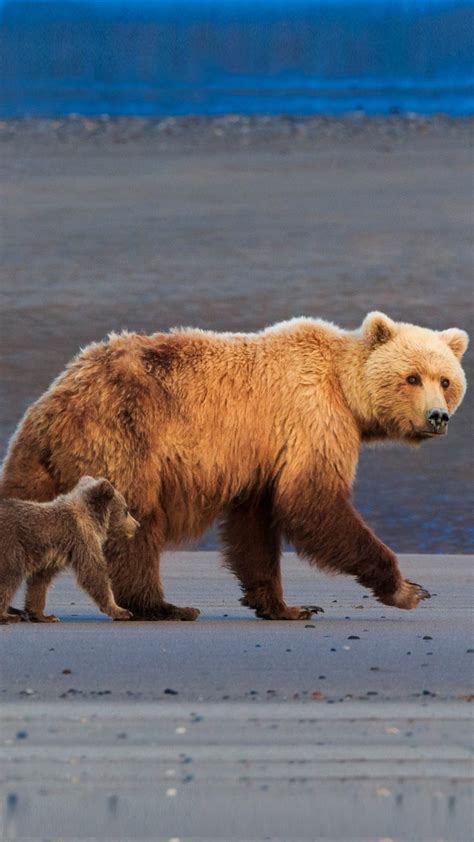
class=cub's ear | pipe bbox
[361,311,397,349]
[85,478,115,517]
[439,328,469,361]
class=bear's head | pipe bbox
[361,312,468,445]
[76,476,140,539]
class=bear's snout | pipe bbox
[125,513,140,538]
[426,407,450,434]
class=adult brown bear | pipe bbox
[0,313,468,621]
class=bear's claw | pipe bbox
[255,603,324,621]
[378,579,431,610]
[406,580,431,600]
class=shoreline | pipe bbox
[1,113,473,150]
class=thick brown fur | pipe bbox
[0,476,139,623]
[0,313,468,621]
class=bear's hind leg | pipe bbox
[105,513,200,621]
[220,497,323,621]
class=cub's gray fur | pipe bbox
[0,476,139,623]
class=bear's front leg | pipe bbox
[221,497,324,620]
[278,486,430,609]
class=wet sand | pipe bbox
[0,116,473,553]
[2,551,473,704]
[1,552,473,840]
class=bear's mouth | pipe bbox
[410,423,448,441]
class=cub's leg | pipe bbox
[0,563,23,624]
[1,452,61,621]
[72,542,133,620]
[104,512,200,621]
[277,484,430,610]
[24,569,61,622]
[220,496,323,620]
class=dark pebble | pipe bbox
[16,731,28,740]
[348,635,360,640]
[466,649,474,653]
[330,647,337,652]
[7,793,18,810]
[164,688,178,695]
[62,669,72,675]
[423,635,433,640]
[318,675,326,680]
[286,648,292,652]
[370,667,380,671]
[305,624,315,628]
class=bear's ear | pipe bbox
[439,328,469,361]
[85,479,115,518]
[361,311,397,349]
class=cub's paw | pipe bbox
[27,612,60,623]
[7,606,30,621]
[0,613,22,624]
[379,580,431,610]
[111,607,133,621]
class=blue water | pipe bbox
[0,0,473,116]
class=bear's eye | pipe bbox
[441,378,450,389]
[407,374,421,386]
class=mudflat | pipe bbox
[1,552,473,840]
[0,116,472,554]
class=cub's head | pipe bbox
[361,312,468,445]
[77,476,140,539]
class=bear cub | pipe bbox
[0,476,139,623]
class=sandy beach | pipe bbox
[1,116,472,553]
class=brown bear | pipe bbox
[0,312,468,621]
[0,476,139,623]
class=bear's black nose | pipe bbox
[426,407,450,430]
